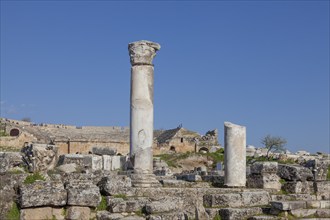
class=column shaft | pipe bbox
[224,122,246,187]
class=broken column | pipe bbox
[128,40,161,187]
[224,122,246,187]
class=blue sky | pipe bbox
[1,1,329,153]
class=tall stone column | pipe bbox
[128,40,161,187]
[224,122,246,187]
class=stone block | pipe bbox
[315,181,330,200]
[290,209,316,218]
[270,201,306,211]
[247,173,281,190]
[58,154,86,167]
[271,194,316,201]
[144,201,176,214]
[20,207,53,220]
[92,146,117,156]
[102,155,112,171]
[20,207,65,220]
[56,163,77,173]
[282,181,313,194]
[306,200,330,209]
[21,144,58,173]
[147,212,187,220]
[19,181,67,208]
[108,197,149,213]
[241,191,270,207]
[96,211,124,220]
[98,175,132,196]
[91,155,103,170]
[204,191,269,208]
[111,156,121,170]
[202,175,225,187]
[66,181,101,207]
[250,162,278,174]
[219,207,262,220]
[203,193,242,208]
[304,159,330,181]
[160,179,193,188]
[66,206,90,220]
[277,164,313,181]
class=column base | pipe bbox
[130,173,162,188]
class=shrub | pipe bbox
[23,172,46,184]
[96,196,107,211]
[327,165,330,180]
[6,202,20,220]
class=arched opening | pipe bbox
[198,147,209,153]
[170,146,176,152]
[180,138,184,143]
[10,128,20,136]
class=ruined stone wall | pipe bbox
[55,141,129,155]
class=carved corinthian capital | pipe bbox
[128,40,161,65]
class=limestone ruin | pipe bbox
[0,41,329,220]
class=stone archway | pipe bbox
[10,128,20,136]
[198,147,209,153]
[170,146,176,152]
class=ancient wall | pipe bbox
[55,141,129,155]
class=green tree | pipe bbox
[261,135,287,160]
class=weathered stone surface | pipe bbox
[145,197,184,214]
[147,212,187,220]
[219,207,263,220]
[108,196,150,213]
[96,211,123,220]
[57,154,88,168]
[0,173,28,219]
[271,194,316,201]
[0,152,22,174]
[315,181,330,200]
[22,143,58,173]
[98,175,132,196]
[270,201,306,211]
[224,122,246,187]
[247,173,281,190]
[241,191,270,206]
[176,174,202,182]
[248,216,280,220]
[20,207,65,220]
[250,162,278,174]
[0,152,10,173]
[19,181,67,208]
[92,155,103,170]
[203,191,269,208]
[66,206,91,220]
[282,181,313,194]
[304,159,330,181]
[66,181,101,207]
[153,157,171,176]
[306,200,330,209]
[204,193,242,208]
[56,163,77,173]
[277,164,313,181]
[202,175,225,187]
[103,155,112,171]
[92,146,117,156]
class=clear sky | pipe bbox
[1,0,329,153]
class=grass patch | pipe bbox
[23,172,46,184]
[96,196,107,211]
[279,178,286,184]
[113,194,127,200]
[0,146,21,152]
[6,202,20,220]
[327,165,330,180]
[213,213,221,220]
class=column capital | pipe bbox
[128,40,161,66]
